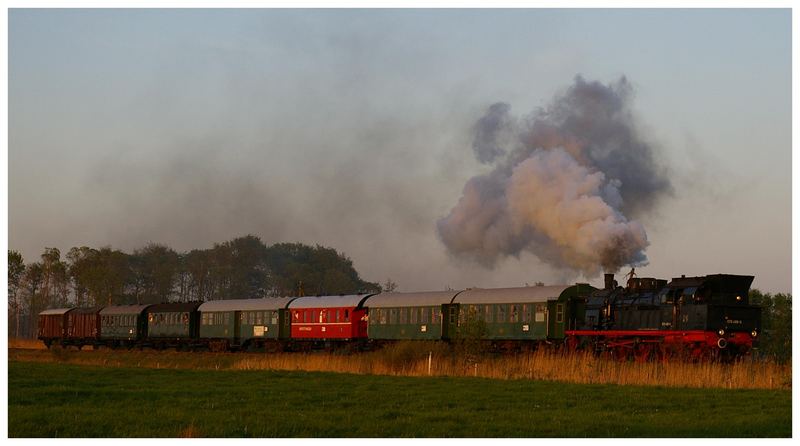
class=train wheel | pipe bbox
[634,343,654,362]
[565,336,579,352]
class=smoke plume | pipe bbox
[437,76,671,276]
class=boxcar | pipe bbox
[144,302,201,348]
[37,308,73,347]
[452,284,589,343]
[99,304,152,347]
[65,307,103,348]
[365,291,459,341]
[288,294,375,342]
[198,297,297,351]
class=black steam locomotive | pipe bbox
[566,271,761,360]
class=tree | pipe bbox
[8,251,25,338]
[20,262,44,338]
[130,243,179,304]
[382,278,398,292]
[750,289,792,362]
[67,246,96,307]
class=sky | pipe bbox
[8,8,792,293]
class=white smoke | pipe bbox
[437,76,671,276]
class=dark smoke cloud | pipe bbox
[472,102,512,164]
[437,75,672,276]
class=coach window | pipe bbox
[485,305,493,323]
[344,309,350,322]
[379,309,387,324]
[535,305,546,322]
[497,305,506,323]
[522,304,531,323]
[510,305,519,323]
[256,312,263,325]
[556,304,564,323]
[410,307,418,324]
[224,313,230,325]
[390,309,397,325]
[400,308,407,324]
[271,311,279,325]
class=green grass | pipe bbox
[8,361,791,437]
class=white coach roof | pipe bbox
[364,291,463,308]
[198,297,298,312]
[454,286,571,304]
[288,294,375,309]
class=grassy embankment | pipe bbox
[8,340,791,390]
[8,360,791,437]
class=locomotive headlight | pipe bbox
[718,329,725,337]
[736,295,742,301]
[751,330,758,338]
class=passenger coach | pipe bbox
[450,284,590,346]
[197,297,297,351]
[365,291,458,341]
[288,294,375,345]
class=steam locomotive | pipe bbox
[566,271,761,360]
[37,271,760,361]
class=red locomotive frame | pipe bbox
[565,329,756,361]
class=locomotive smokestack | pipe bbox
[604,273,615,290]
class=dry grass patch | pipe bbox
[8,338,47,350]
[9,344,790,390]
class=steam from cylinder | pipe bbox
[437,76,671,276]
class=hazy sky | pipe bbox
[9,9,791,293]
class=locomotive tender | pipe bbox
[37,271,760,360]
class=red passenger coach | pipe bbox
[288,294,375,341]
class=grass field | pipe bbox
[8,360,791,437]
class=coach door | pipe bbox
[441,304,460,341]
[547,301,565,339]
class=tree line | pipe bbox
[748,289,792,362]
[8,235,382,338]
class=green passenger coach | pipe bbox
[143,302,201,347]
[98,304,151,346]
[452,285,589,342]
[365,291,461,341]
[198,297,297,351]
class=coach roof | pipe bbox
[364,290,463,308]
[288,294,375,309]
[453,286,571,304]
[198,297,298,312]
[145,302,203,313]
[39,308,73,316]
[100,304,152,315]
